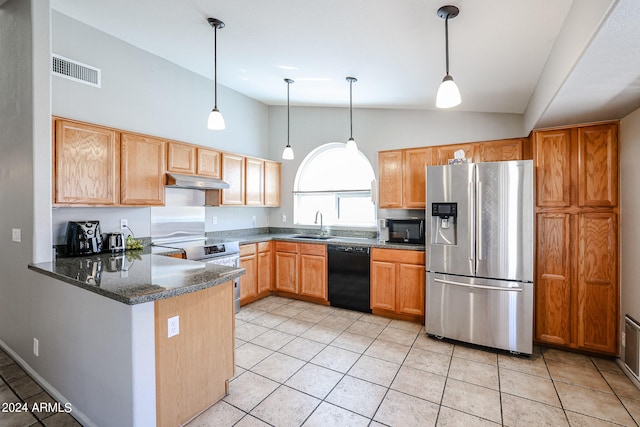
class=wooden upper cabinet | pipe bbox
[166,141,196,175]
[378,151,404,208]
[577,212,618,354]
[403,148,432,209]
[120,133,165,206]
[433,144,476,165]
[534,128,572,208]
[54,120,119,205]
[221,153,245,205]
[245,157,265,206]
[197,148,221,178]
[264,160,281,207]
[577,123,618,207]
[478,138,525,162]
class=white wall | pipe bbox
[267,106,525,227]
[51,11,271,238]
[0,0,42,363]
[620,106,640,356]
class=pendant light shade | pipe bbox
[346,77,358,153]
[436,5,461,109]
[282,78,294,160]
[207,17,226,130]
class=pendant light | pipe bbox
[436,5,461,109]
[207,17,226,130]
[282,78,295,160]
[346,77,358,153]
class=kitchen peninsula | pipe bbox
[28,250,245,427]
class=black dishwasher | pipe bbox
[328,245,371,313]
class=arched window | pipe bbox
[294,143,376,227]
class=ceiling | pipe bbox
[50,0,640,128]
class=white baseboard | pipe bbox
[0,338,97,427]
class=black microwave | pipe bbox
[386,218,425,244]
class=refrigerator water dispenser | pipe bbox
[431,202,457,245]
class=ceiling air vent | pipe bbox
[52,53,101,88]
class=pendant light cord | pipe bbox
[444,15,450,76]
[349,79,353,139]
[214,26,218,108]
[287,80,291,147]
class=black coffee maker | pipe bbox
[65,221,103,255]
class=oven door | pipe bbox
[199,254,241,313]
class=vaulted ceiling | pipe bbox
[51,0,640,131]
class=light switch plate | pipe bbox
[12,228,21,242]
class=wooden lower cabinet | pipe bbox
[257,242,273,294]
[370,261,396,312]
[299,244,327,300]
[155,281,234,427]
[370,248,425,322]
[273,241,328,303]
[275,242,298,294]
[535,211,618,355]
[577,212,618,353]
[535,213,572,346]
[397,263,426,316]
[239,244,258,305]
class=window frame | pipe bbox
[293,143,376,228]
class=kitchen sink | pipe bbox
[288,234,333,240]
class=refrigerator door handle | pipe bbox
[469,181,475,263]
[477,181,483,261]
[433,278,523,293]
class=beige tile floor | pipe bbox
[0,350,80,426]
[190,296,640,427]
[1,295,639,426]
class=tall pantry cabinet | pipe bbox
[534,122,619,355]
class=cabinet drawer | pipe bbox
[275,241,298,253]
[240,243,257,257]
[371,248,425,265]
[299,243,326,256]
[257,241,271,253]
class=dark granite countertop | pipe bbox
[208,231,425,251]
[28,247,245,305]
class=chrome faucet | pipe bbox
[314,210,325,235]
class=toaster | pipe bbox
[103,232,125,252]
[65,221,103,255]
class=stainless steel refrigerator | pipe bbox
[425,160,534,354]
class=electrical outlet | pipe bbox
[33,338,39,357]
[252,216,257,227]
[281,214,286,223]
[212,216,217,225]
[12,228,21,242]
[168,316,179,338]
[120,219,128,230]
